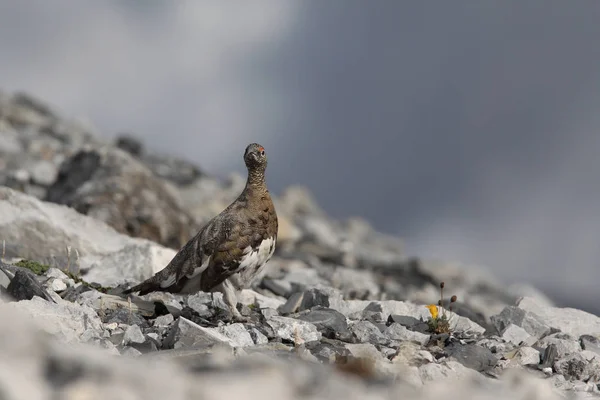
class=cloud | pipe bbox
[407,120,600,305]
[0,0,297,172]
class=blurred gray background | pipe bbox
[1,1,599,311]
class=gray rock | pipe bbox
[346,300,486,335]
[122,325,145,346]
[501,323,533,346]
[0,127,23,154]
[350,320,389,346]
[45,267,70,280]
[446,344,498,373]
[491,305,550,339]
[343,343,387,363]
[419,360,481,383]
[10,168,30,183]
[536,333,581,358]
[478,337,510,354]
[388,314,422,328]
[262,278,293,298]
[0,186,177,287]
[47,277,67,292]
[361,302,387,323]
[305,339,351,363]
[29,159,58,186]
[299,286,344,312]
[554,352,600,382]
[384,323,430,345]
[580,335,600,357]
[238,289,285,310]
[267,316,321,344]
[511,346,541,366]
[45,146,198,250]
[260,307,279,320]
[7,296,102,343]
[391,341,434,366]
[186,294,214,318]
[141,151,203,186]
[329,267,380,299]
[278,291,304,315]
[0,268,10,289]
[295,307,349,339]
[115,134,144,156]
[163,317,235,350]
[540,343,558,369]
[248,327,269,345]
[105,308,148,327]
[517,297,600,338]
[218,323,255,347]
[120,346,143,357]
[154,314,175,327]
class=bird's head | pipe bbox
[244,143,267,171]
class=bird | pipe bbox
[122,143,278,322]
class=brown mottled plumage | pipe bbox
[123,143,278,321]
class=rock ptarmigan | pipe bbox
[123,143,278,321]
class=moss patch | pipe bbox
[15,259,50,275]
[14,258,111,293]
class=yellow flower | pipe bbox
[425,304,439,320]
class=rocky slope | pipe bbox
[0,90,599,399]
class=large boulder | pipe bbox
[45,145,198,249]
[491,296,600,339]
[0,186,175,286]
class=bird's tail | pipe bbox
[122,277,163,297]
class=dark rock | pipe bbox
[45,146,198,249]
[179,307,218,328]
[580,334,600,357]
[104,308,148,328]
[295,307,350,340]
[387,314,421,328]
[45,150,101,205]
[12,92,55,118]
[141,153,203,186]
[115,134,144,156]
[490,306,550,339]
[446,343,498,373]
[540,343,558,369]
[278,291,304,315]
[299,287,342,311]
[305,339,351,363]
[6,269,54,302]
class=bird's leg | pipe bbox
[221,279,248,323]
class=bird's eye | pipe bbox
[261,150,265,156]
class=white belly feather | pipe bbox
[238,236,276,272]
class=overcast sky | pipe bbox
[1,1,599,311]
